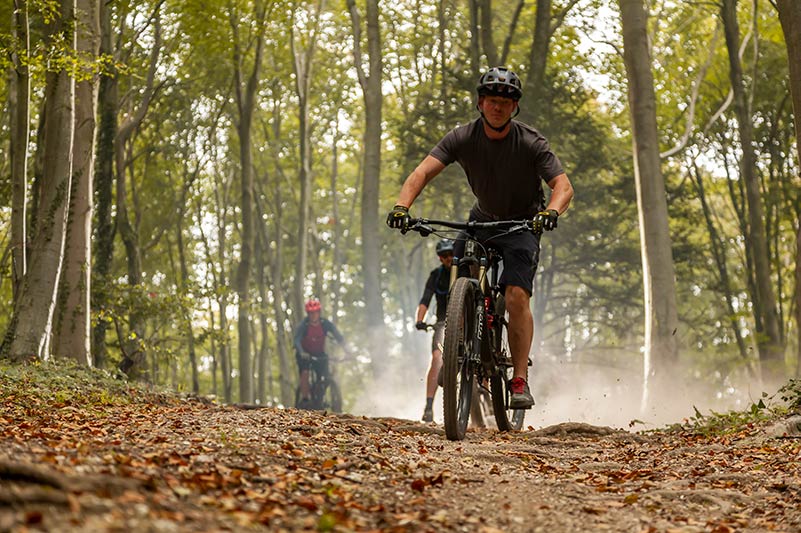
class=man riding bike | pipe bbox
[415,238,454,422]
[387,66,574,410]
[293,299,348,408]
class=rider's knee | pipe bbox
[505,286,531,315]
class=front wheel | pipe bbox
[442,277,477,441]
[490,295,525,431]
[325,379,343,413]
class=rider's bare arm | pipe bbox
[545,173,574,215]
[395,156,446,208]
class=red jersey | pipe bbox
[301,321,326,354]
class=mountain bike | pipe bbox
[295,352,343,413]
[407,217,534,440]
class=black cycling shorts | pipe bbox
[296,351,329,377]
[452,221,541,296]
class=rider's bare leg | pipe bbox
[426,348,443,398]
[299,369,311,399]
[505,285,533,380]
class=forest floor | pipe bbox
[1,363,801,532]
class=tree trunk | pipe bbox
[330,134,342,322]
[690,162,751,370]
[777,0,801,169]
[9,0,30,301]
[618,0,680,408]
[468,0,481,78]
[231,1,267,404]
[774,0,801,377]
[176,216,199,393]
[290,2,323,317]
[267,183,294,407]
[115,9,162,380]
[722,0,784,384]
[54,0,100,365]
[522,0,552,125]
[116,141,146,378]
[255,233,269,404]
[2,0,76,362]
[91,0,116,370]
[478,0,499,66]
[347,0,384,369]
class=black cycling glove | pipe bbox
[532,209,559,234]
[415,321,428,331]
[386,205,410,230]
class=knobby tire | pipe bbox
[443,277,476,441]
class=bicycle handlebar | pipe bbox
[403,217,540,236]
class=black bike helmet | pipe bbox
[436,239,454,256]
[476,67,523,101]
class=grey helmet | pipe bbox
[436,239,454,256]
[476,67,523,101]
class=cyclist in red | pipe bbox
[415,239,454,422]
[386,67,574,410]
[293,299,348,407]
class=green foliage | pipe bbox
[0,0,798,407]
[0,359,144,408]
[665,391,787,437]
[778,379,801,411]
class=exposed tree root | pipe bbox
[0,486,69,506]
[0,460,140,498]
[0,461,69,490]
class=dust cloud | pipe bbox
[348,339,765,431]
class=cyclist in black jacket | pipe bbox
[415,239,454,422]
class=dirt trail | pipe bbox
[1,394,800,532]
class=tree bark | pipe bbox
[721,0,784,384]
[291,0,324,318]
[176,213,199,394]
[256,244,269,405]
[9,0,30,301]
[115,9,162,380]
[478,0,499,66]
[618,0,680,408]
[2,0,76,362]
[54,0,100,365]
[774,0,801,377]
[330,133,343,323]
[91,0,117,370]
[231,1,267,404]
[690,161,751,370]
[347,0,384,363]
[522,0,551,125]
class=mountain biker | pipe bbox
[415,239,454,422]
[293,299,348,408]
[386,66,574,410]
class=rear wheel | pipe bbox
[490,295,525,431]
[442,277,477,441]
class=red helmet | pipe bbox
[305,299,321,313]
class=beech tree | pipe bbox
[721,0,784,384]
[2,0,76,362]
[54,0,100,365]
[618,0,680,405]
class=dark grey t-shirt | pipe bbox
[429,118,564,220]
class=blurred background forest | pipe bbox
[0,0,799,425]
